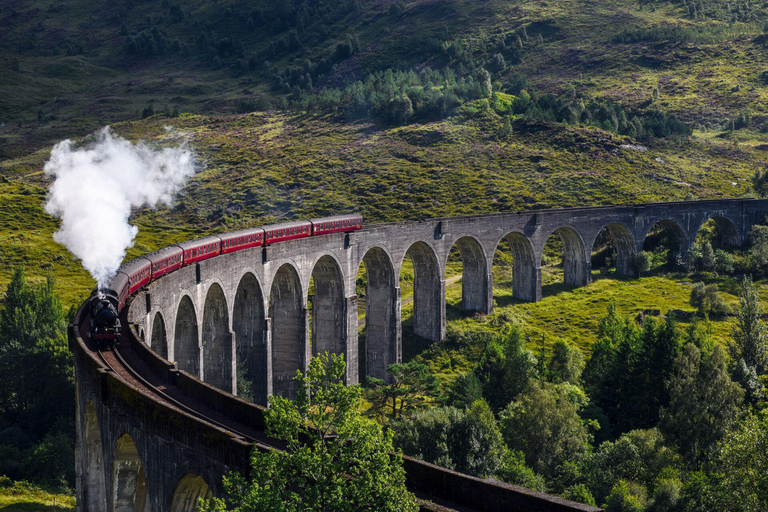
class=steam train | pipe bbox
[90,214,363,347]
[89,289,122,348]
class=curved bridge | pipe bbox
[72,198,768,512]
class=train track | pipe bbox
[95,343,262,443]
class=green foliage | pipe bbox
[730,276,768,402]
[605,480,648,512]
[0,268,74,489]
[546,339,585,385]
[446,372,483,410]
[363,360,439,420]
[395,399,509,478]
[235,361,254,402]
[748,225,768,272]
[0,476,75,510]
[583,304,682,434]
[689,282,731,316]
[562,484,596,507]
[751,169,768,198]
[707,413,768,511]
[500,380,591,480]
[632,252,652,277]
[580,429,681,504]
[203,353,417,512]
[648,477,682,512]
[474,325,537,411]
[659,343,744,469]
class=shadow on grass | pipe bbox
[401,320,433,363]
[0,501,74,511]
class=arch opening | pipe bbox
[202,283,233,393]
[150,312,167,359]
[270,264,304,399]
[169,473,213,512]
[642,220,687,271]
[591,223,636,277]
[174,296,199,377]
[400,242,442,361]
[447,237,490,314]
[233,273,266,405]
[695,216,740,248]
[689,216,740,273]
[492,232,538,304]
[310,256,345,358]
[113,434,148,512]
[541,227,590,292]
[83,401,106,512]
[357,247,398,381]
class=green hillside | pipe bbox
[2,0,768,157]
[1,0,767,343]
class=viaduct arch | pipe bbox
[76,199,768,512]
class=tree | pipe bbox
[605,480,647,512]
[500,380,591,479]
[748,224,768,271]
[395,399,509,478]
[751,169,768,198]
[708,413,768,511]
[364,360,439,420]
[203,353,418,512]
[580,428,681,504]
[546,339,585,384]
[474,325,537,410]
[659,344,744,468]
[477,68,492,97]
[631,251,652,277]
[632,317,681,428]
[730,276,768,402]
[582,302,641,433]
[689,282,730,316]
[447,372,483,409]
[385,94,413,125]
[0,268,74,487]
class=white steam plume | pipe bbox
[44,127,196,289]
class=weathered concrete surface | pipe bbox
[127,199,768,393]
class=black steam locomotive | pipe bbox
[89,289,122,349]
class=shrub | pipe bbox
[605,480,648,512]
[690,283,730,316]
[563,484,597,506]
[632,251,652,277]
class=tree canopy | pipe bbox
[202,353,418,512]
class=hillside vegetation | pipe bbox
[2,0,768,156]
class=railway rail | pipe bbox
[82,313,277,449]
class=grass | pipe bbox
[0,480,74,512]
[396,254,768,393]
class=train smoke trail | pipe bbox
[44,127,196,289]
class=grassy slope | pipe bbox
[2,0,768,156]
[0,0,766,387]
[0,108,765,304]
[0,483,75,512]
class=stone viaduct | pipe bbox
[73,198,768,512]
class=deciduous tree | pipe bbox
[203,353,418,512]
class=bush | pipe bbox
[562,484,596,506]
[605,480,648,512]
[689,282,731,316]
[632,251,652,277]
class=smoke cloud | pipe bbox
[44,127,196,289]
